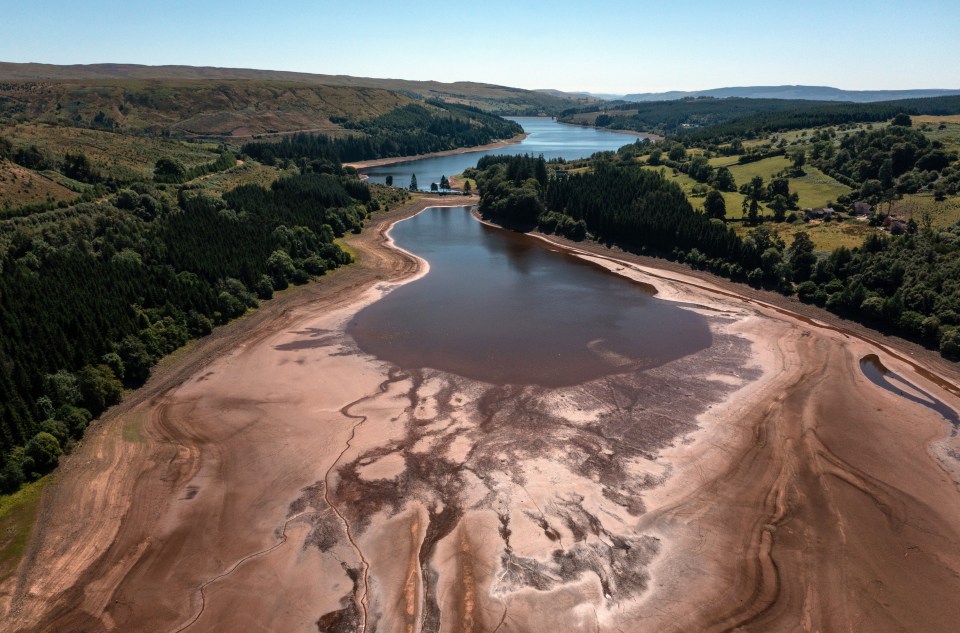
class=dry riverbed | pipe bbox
[5,199,960,632]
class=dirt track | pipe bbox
[5,200,960,632]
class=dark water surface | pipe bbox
[361,117,640,190]
[347,207,712,387]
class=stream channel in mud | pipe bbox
[347,206,712,386]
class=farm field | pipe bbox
[642,158,859,251]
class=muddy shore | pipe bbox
[343,134,528,170]
[5,200,960,632]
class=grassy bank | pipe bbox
[0,478,49,584]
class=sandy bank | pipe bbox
[343,133,528,170]
[6,205,960,633]
[507,224,960,631]
[554,119,664,143]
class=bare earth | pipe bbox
[5,199,960,633]
[342,134,528,170]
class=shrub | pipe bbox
[25,432,62,474]
[940,328,960,360]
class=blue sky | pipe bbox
[2,0,958,93]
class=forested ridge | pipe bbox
[0,168,373,491]
[679,95,960,143]
[474,153,960,363]
[559,98,834,136]
[243,102,523,165]
[559,95,960,139]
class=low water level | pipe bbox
[361,117,641,190]
[347,207,712,387]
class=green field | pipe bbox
[915,117,960,151]
[0,477,48,583]
[890,193,960,227]
[707,155,852,210]
[640,164,699,189]
[763,122,887,146]
[0,123,301,211]
[788,168,853,208]
[731,217,876,252]
[643,159,866,252]
[198,161,295,195]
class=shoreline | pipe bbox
[511,221,960,631]
[526,228,960,389]
[343,133,528,170]
[553,118,664,142]
[344,117,662,174]
[7,204,960,631]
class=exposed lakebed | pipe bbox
[347,206,712,386]
[320,206,756,629]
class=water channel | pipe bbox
[347,207,712,387]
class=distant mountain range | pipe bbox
[575,85,960,103]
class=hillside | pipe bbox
[0,79,421,137]
[620,85,960,103]
[0,62,595,117]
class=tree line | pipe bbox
[242,101,523,165]
[0,169,370,492]
[678,95,960,143]
[559,97,838,136]
[558,96,960,142]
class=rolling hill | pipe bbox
[0,62,596,126]
[619,85,960,103]
[0,78,425,137]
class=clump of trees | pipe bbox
[558,98,834,137]
[154,151,236,184]
[807,125,959,199]
[475,154,549,226]
[678,96,960,143]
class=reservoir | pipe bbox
[347,207,712,387]
[360,117,642,190]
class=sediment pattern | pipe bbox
[5,201,960,633]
